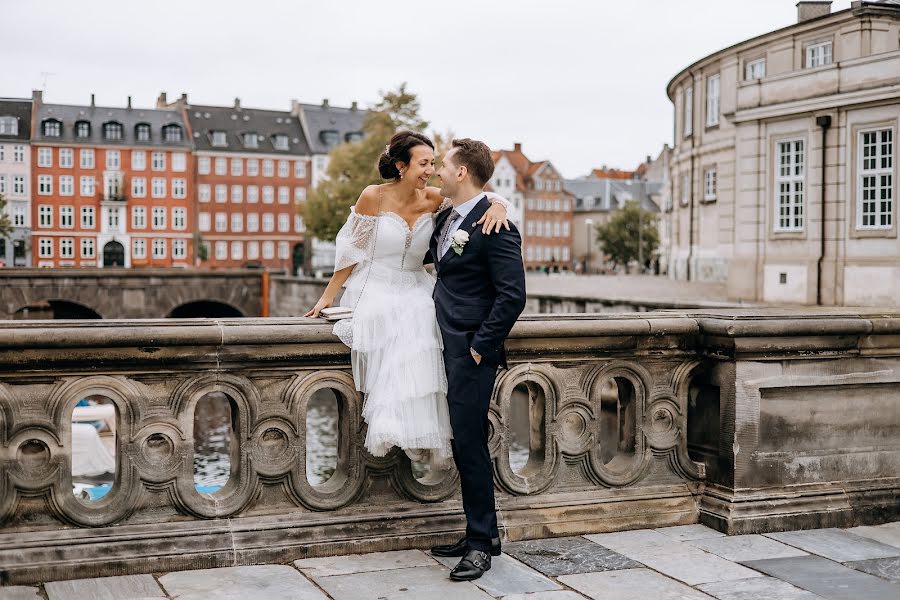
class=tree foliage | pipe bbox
[302,83,429,241]
[0,194,13,241]
[594,201,659,269]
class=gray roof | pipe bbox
[0,98,32,142]
[565,177,661,213]
[34,102,190,148]
[295,102,367,155]
[186,103,310,156]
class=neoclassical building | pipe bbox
[665,0,900,305]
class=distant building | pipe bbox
[0,98,32,266]
[31,91,193,268]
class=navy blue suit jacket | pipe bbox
[429,195,526,367]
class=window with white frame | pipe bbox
[12,175,25,196]
[107,207,121,229]
[273,135,289,151]
[136,124,151,142]
[262,241,274,259]
[198,212,211,232]
[38,147,52,167]
[151,178,166,198]
[215,212,227,232]
[214,157,226,176]
[684,86,693,138]
[39,205,52,227]
[81,238,95,258]
[263,186,274,203]
[278,186,289,204]
[526,221,534,236]
[0,116,17,135]
[858,128,893,229]
[172,152,186,172]
[132,150,146,171]
[263,159,274,177]
[247,185,259,203]
[38,175,53,195]
[80,206,95,229]
[294,161,306,178]
[706,74,720,127]
[805,41,832,68]
[278,160,289,178]
[163,125,183,143]
[173,207,186,230]
[59,176,74,196]
[211,131,227,147]
[172,239,186,259]
[535,221,543,236]
[133,238,147,259]
[231,158,243,176]
[247,159,259,177]
[278,241,289,259]
[247,213,259,232]
[103,122,123,140]
[39,238,53,257]
[75,121,90,139]
[775,140,805,232]
[132,206,146,229]
[132,177,146,198]
[198,157,210,175]
[199,184,211,203]
[294,187,306,203]
[13,204,26,227]
[231,213,243,232]
[152,207,166,229]
[231,185,243,203]
[80,148,95,169]
[43,120,61,137]
[80,176,95,197]
[247,241,259,259]
[151,152,165,171]
[172,178,186,199]
[703,167,717,202]
[152,238,166,258]
[59,238,74,258]
[231,241,243,260]
[681,173,690,205]
[243,133,258,149]
[525,246,534,261]
[745,58,766,80]
[0,175,6,195]
[215,184,227,203]
[295,215,304,232]
[563,222,570,236]
[262,213,274,232]
[59,148,74,168]
[60,206,74,228]
[106,150,120,170]
[278,213,289,232]
[215,241,227,260]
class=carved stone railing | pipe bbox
[0,310,898,584]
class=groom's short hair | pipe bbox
[450,138,494,187]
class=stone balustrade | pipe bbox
[0,310,898,585]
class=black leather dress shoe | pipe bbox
[449,549,491,581]
[431,537,501,557]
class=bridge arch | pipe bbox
[166,300,245,319]
[13,299,103,320]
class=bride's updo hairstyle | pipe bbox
[377,131,434,179]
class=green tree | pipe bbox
[0,194,13,244]
[594,200,659,270]
[302,83,429,242]
[193,231,208,263]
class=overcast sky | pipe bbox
[4,0,852,178]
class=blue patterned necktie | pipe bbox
[438,209,460,259]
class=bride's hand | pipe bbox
[478,201,510,234]
[304,297,332,318]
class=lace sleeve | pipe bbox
[437,197,453,212]
[484,191,510,209]
[334,207,377,272]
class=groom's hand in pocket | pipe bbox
[470,348,482,365]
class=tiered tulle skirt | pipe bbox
[334,262,452,463]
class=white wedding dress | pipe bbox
[332,205,453,464]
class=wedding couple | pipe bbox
[306,132,526,581]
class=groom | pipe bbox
[428,138,526,581]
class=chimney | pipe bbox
[351,101,358,111]
[797,1,832,23]
[513,142,522,153]
[127,96,132,109]
[32,89,43,104]
[90,93,95,108]
[646,154,652,164]
[180,93,188,105]
[156,92,167,108]
[234,97,241,109]
[321,98,330,108]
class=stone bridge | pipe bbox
[0,310,897,584]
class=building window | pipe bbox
[263,186,274,203]
[294,215,304,232]
[172,238,186,259]
[0,116,18,135]
[0,175,5,195]
[42,119,61,137]
[198,157,210,175]
[172,152,186,172]
[278,160,289,178]
[231,241,243,260]
[103,122,123,140]
[152,238,166,259]
[59,148,74,168]
[262,241,275,259]
[133,238,147,259]
[199,212,211,232]
[294,187,306,203]
[262,213,274,232]
[229,213,242,232]
[247,241,259,259]
[294,161,306,178]
[132,177,146,198]
[132,206,146,229]
[231,158,243,176]
[278,213,289,232]
[703,167,717,202]
[706,74,720,128]
[38,175,53,195]
[106,150,120,169]
[745,58,766,80]
[152,207,166,229]
[107,207,121,229]
[59,176,74,196]
[173,207,186,230]
[38,147,52,167]
[81,238,95,258]
[805,41,833,69]
[59,238,74,258]
[13,203,26,226]
[215,212,227,232]
[263,159,274,177]
[247,185,259,203]
[13,175,25,196]
[215,157,227,175]
[135,123,151,142]
[194,184,208,203]
[526,221,534,236]
[320,130,339,148]
[247,159,259,176]
[243,132,258,148]
[273,135,289,150]
[858,128,893,230]
[215,241,227,261]
[151,151,166,171]
[39,238,53,258]
[278,186,289,204]
[80,176,96,197]
[231,185,243,203]
[75,121,91,138]
[247,213,259,232]
[151,178,166,198]
[131,150,146,170]
[172,178,187,199]
[211,131,227,147]
[684,86,693,138]
[13,145,24,163]
[60,206,74,228]
[163,124,183,142]
[215,184,227,203]
[526,245,534,261]
[278,241,289,259]
[80,148,95,169]
[775,140,805,232]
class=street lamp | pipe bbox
[584,218,594,275]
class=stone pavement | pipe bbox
[4,522,900,600]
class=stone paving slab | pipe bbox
[158,565,327,600]
[743,555,900,600]
[433,553,561,597]
[689,534,810,562]
[294,549,435,577]
[500,592,588,600]
[657,524,727,542]
[312,564,492,599]
[697,576,826,600]
[45,574,167,600]
[766,528,900,562]
[558,568,714,600]
[504,536,642,576]
[0,588,42,600]
[844,556,900,583]
[847,522,900,549]
[583,529,682,554]
[631,548,763,586]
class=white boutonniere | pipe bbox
[450,229,469,255]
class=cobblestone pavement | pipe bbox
[525,274,738,306]
[5,522,899,599]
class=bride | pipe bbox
[305,131,510,465]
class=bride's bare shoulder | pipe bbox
[424,186,447,211]
[355,185,383,217]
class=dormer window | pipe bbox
[345,131,363,143]
[43,119,62,137]
[135,123,151,142]
[243,132,258,148]
[319,130,339,148]
[103,121,123,141]
[273,134,289,150]
[163,124,183,142]
[0,116,18,135]
[75,121,91,138]
[211,131,227,147]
